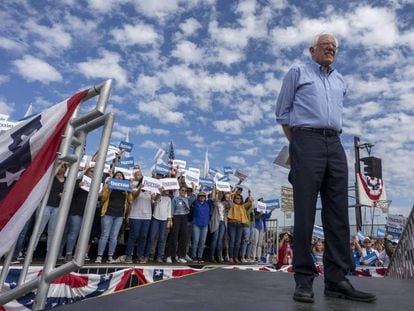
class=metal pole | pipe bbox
[354,136,363,231]
[0,243,16,290]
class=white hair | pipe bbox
[310,33,339,48]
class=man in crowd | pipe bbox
[275,33,376,303]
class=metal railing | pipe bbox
[387,206,414,279]
[0,79,115,310]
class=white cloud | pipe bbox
[0,99,14,115]
[0,75,9,85]
[241,147,259,156]
[77,50,128,86]
[176,149,191,157]
[87,0,126,13]
[215,47,244,66]
[213,119,244,135]
[185,131,204,143]
[111,23,160,46]
[179,18,202,37]
[134,124,169,135]
[135,75,160,96]
[140,140,160,149]
[13,55,62,83]
[171,40,203,63]
[0,36,24,51]
[226,155,246,166]
[132,0,180,21]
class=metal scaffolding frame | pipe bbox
[0,79,115,310]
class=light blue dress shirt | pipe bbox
[275,60,346,132]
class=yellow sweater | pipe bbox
[227,197,252,225]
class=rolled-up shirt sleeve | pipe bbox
[275,67,299,125]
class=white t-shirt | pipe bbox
[129,191,152,220]
[153,196,172,221]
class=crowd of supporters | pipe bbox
[11,157,277,265]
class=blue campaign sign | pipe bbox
[208,168,219,176]
[218,175,230,182]
[119,141,134,152]
[264,199,280,210]
[155,163,170,176]
[199,178,214,188]
[376,228,386,239]
[107,178,131,192]
[119,156,134,168]
[313,225,324,239]
[223,166,233,175]
[387,225,402,237]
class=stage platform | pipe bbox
[56,268,414,311]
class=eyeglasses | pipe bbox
[316,42,338,50]
[180,189,187,192]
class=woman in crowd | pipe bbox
[350,238,361,267]
[95,171,133,263]
[311,239,324,269]
[227,192,253,263]
[250,199,273,263]
[34,161,68,253]
[277,231,293,268]
[64,167,95,261]
[209,190,231,263]
[190,191,211,262]
[143,188,172,263]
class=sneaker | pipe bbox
[58,255,65,261]
[125,256,133,264]
[156,257,164,263]
[185,254,192,262]
[241,258,247,263]
[107,256,116,264]
[139,257,148,264]
[84,254,90,261]
[95,256,102,263]
[166,256,172,263]
[228,258,234,264]
[177,257,187,263]
[65,254,72,262]
[197,258,204,263]
[218,256,224,263]
[11,259,20,264]
[234,258,240,264]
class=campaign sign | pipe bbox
[234,169,247,180]
[106,150,117,163]
[386,214,405,229]
[161,178,180,190]
[223,166,234,175]
[313,225,324,240]
[376,228,386,239]
[199,178,214,188]
[119,141,134,152]
[356,231,366,241]
[119,157,134,168]
[172,159,186,170]
[216,181,231,192]
[218,175,230,182]
[264,199,280,210]
[185,169,200,187]
[188,167,201,175]
[208,167,219,177]
[362,251,378,266]
[153,148,165,163]
[155,163,170,176]
[81,175,103,192]
[256,201,267,213]
[387,226,403,237]
[103,163,111,173]
[80,155,90,169]
[142,176,162,193]
[107,178,131,192]
[113,166,133,180]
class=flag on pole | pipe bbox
[166,140,175,166]
[0,89,88,258]
[203,150,209,178]
[24,103,33,118]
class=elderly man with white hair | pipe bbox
[276,33,376,303]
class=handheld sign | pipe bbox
[274,145,290,169]
[142,176,162,193]
[223,166,234,175]
[218,175,230,182]
[264,199,280,210]
[184,169,200,187]
[172,159,187,171]
[208,167,219,178]
[188,167,201,175]
[119,156,134,168]
[107,178,131,192]
[153,148,165,163]
[161,178,180,190]
[256,201,267,213]
[80,155,90,169]
[234,169,247,180]
[119,141,134,153]
[155,163,170,176]
[113,166,133,180]
[81,175,103,192]
[216,181,231,192]
[199,178,214,188]
[313,225,324,240]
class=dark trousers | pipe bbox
[168,214,188,259]
[290,130,355,285]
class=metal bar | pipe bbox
[0,243,16,290]
[73,113,115,266]
[0,278,38,306]
[18,159,59,285]
[354,136,363,231]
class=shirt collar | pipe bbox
[309,59,335,75]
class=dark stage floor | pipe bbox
[56,269,414,311]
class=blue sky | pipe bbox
[1,0,413,226]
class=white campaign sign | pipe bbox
[80,175,102,192]
[256,201,267,213]
[216,181,231,192]
[142,176,162,193]
[161,178,180,190]
[172,159,186,170]
[113,166,133,180]
[184,169,200,187]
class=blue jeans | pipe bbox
[65,215,83,255]
[34,206,60,251]
[98,215,123,257]
[144,218,167,258]
[241,225,253,258]
[191,224,208,259]
[125,219,151,258]
[13,217,33,259]
[210,221,226,258]
[228,223,243,259]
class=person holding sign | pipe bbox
[227,193,253,263]
[251,199,273,263]
[64,167,96,261]
[190,192,212,263]
[95,171,133,264]
[275,33,376,303]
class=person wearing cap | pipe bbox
[276,33,376,303]
[359,237,380,267]
[190,191,212,262]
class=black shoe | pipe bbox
[325,279,376,303]
[293,284,314,303]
